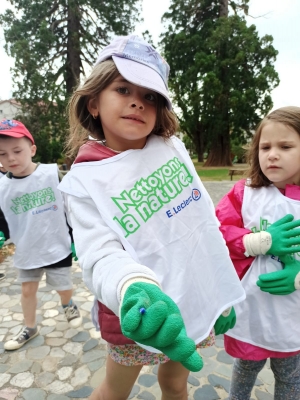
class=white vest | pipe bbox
[60,136,245,343]
[0,164,71,269]
[226,184,300,351]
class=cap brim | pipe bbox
[112,56,172,110]
[0,131,35,144]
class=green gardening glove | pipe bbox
[120,282,203,372]
[0,231,6,249]
[257,254,300,295]
[71,243,78,261]
[266,214,300,256]
[214,307,236,335]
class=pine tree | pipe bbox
[161,0,279,165]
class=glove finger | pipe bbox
[146,313,184,348]
[257,271,285,283]
[127,301,168,340]
[259,286,293,295]
[121,294,150,332]
[285,228,300,239]
[181,350,204,372]
[257,279,287,290]
[271,214,294,227]
[282,219,300,231]
[163,333,196,361]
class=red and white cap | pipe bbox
[0,119,35,144]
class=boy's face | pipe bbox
[0,137,37,177]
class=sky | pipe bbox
[0,0,299,112]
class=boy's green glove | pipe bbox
[266,214,300,255]
[71,243,78,261]
[214,307,236,335]
[257,254,300,295]
[120,282,203,372]
[0,231,6,248]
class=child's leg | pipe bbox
[4,279,40,350]
[229,358,267,400]
[158,360,190,400]
[46,267,82,328]
[271,354,300,399]
[21,281,39,327]
[89,355,143,400]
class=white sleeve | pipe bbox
[67,195,160,316]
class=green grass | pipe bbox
[197,168,232,181]
[192,159,247,181]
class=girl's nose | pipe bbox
[130,102,144,110]
[268,149,278,160]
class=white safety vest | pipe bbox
[226,183,300,351]
[0,164,71,269]
[60,135,245,343]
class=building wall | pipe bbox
[0,100,21,120]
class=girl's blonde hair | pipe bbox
[66,59,178,158]
[247,106,300,188]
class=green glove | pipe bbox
[71,243,78,261]
[214,307,236,335]
[257,254,300,295]
[266,214,300,256]
[0,231,6,249]
[120,282,203,372]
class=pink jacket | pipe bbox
[216,179,300,360]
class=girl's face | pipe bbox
[88,75,157,152]
[259,121,300,188]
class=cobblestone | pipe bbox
[0,181,274,399]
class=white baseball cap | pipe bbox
[95,35,172,110]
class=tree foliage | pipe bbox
[0,0,141,161]
[161,0,279,165]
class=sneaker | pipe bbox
[64,303,82,328]
[4,326,39,350]
[0,273,5,281]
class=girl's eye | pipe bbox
[260,146,269,150]
[15,151,21,154]
[282,145,291,149]
[145,93,156,102]
[117,87,129,95]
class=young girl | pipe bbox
[58,35,245,400]
[216,106,300,399]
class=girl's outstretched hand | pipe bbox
[120,282,203,372]
[214,307,236,335]
[257,254,300,295]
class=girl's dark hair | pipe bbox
[247,106,300,188]
[66,59,178,158]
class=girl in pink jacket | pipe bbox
[216,106,300,399]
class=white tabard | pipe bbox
[226,183,300,351]
[0,164,71,269]
[59,135,245,344]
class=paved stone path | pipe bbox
[0,181,275,399]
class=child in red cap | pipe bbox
[0,119,82,350]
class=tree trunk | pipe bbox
[66,0,81,94]
[204,122,232,166]
[220,0,228,17]
[204,0,232,166]
[193,121,204,162]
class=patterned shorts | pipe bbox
[108,330,215,366]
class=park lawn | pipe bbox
[192,159,246,181]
